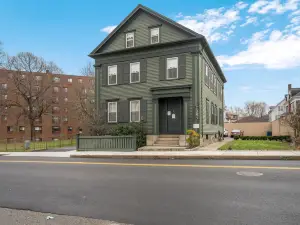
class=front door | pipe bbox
[159,97,183,134]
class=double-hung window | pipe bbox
[130,62,140,83]
[126,32,134,48]
[206,99,210,124]
[166,57,178,79]
[150,27,159,44]
[214,77,217,94]
[130,100,140,122]
[210,74,214,91]
[108,65,117,85]
[211,102,214,124]
[108,102,117,123]
[205,65,209,86]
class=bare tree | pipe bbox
[0,41,5,68]
[80,62,95,77]
[46,61,64,74]
[227,106,245,117]
[244,101,267,117]
[1,52,63,140]
[281,107,300,141]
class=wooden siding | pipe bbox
[99,11,192,54]
[97,54,193,134]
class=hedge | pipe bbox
[233,135,291,142]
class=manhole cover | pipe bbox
[236,171,263,177]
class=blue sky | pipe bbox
[1,0,300,108]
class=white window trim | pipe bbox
[126,32,134,48]
[205,65,209,86]
[150,27,160,44]
[130,100,140,122]
[166,57,178,80]
[130,62,140,83]
[108,65,117,85]
[107,102,117,123]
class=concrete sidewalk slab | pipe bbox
[70,150,300,160]
[2,150,76,157]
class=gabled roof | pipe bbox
[89,4,227,83]
[89,4,201,56]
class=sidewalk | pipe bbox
[0,150,76,157]
[197,138,233,151]
[71,150,300,160]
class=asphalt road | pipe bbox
[0,157,300,225]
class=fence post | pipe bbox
[76,133,80,150]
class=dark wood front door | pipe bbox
[159,97,183,134]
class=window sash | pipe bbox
[166,57,178,79]
[126,32,134,48]
[108,65,117,85]
[206,99,210,124]
[130,100,140,122]
[205,65,209,86]
[130,62,140,83]
[150,28,159,44]
[108,102,117,122]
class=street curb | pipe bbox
[70,154,300,160]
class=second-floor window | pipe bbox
[130,62,140,83]
[53,87,59,93]
[1,83,7,89]
[68,78,72,83]
[150,27,159,44]
[108,102,117,123]
[166,57,178,79]
[126,32,134,48]
[108,65,117,85]
[205,65,209,87]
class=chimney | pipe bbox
[288,84,292,91]
[46,69,49,74]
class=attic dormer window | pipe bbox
[150,27,159,44]
[126,32,134,48]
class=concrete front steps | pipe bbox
[139,135,187,151]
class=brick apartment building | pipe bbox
[0,69,93,141]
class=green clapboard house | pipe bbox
[89,4,226,147]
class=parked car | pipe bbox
[224,128,228,137]
[231,129,242,137]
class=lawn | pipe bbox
[0,139,76,152]
[219,140,294,150]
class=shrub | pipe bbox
[186,130,200,148]
[109,122,146,149]
[234,136,240,140]
[235,135,291,141]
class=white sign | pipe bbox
[172,114,176,119]
[193,124,199,128]
[167,111,171,116]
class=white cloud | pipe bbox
[266,22,274,27]
[240,16,258,27]
[101,25,117,33]
[239,85,252,92]
[177,6,241,42]
[176,12,184,18]
[248,0,299,14]
[235,1,249,9]
[291,9,300,16]
[291,16,300,25]
[218,29,300,69]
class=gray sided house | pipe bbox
[89,4,226,146]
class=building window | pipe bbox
[63,116,68,122]
[64,108,68,113]
[78,78,83,84]
[21,74,26,79]
[126,32,134,48]
[108,65,117,85]
[68,126,73,132]
[68,78,72,83]
[34,126,42,131]
[2,95,7,100]
[1,115,7,122]
[214,77,217,95]
[19,126,25,132]
[53,77,60,83]
[7,126,14,133]
[130,100,140,122]
[206,99,210,124]
[218,81,221,98]
[52,126,61,134]
[52,106,60,113]
[205,65,209,87]
[34,86,40,92]
[211,102,214,124]
[130,62,140,83]
[64,97,68,102]
[52,116,60,124]
[52,97,59,104]
[215,104,218,125]
[108,102,117,123]
[53,87,59,93]
[35,76,42,81]
[64,87,68,93]
[150,27,159,44]
[210,74,214,91]
[219,109,223,126]
[1,83,7,89]
[166,57,178,79]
